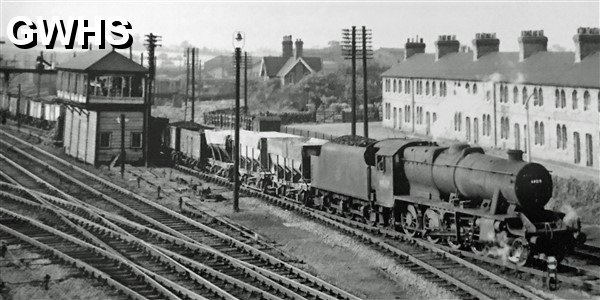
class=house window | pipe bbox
[583,90,590,111]
[131,132,143,148]
[473,83,478,94]
[398,80,402,93]
[432,113,437,122]
[393,80,397,93]
[425,81,430,95]
[586,134,593,167]
[555,89,560,108]
[522,87,528,105]
[513,86,519,103]
[533,88,538,106]
[534,121,539,145]
[561,125,567,150]
[573,132,581,163]
[538,88,543,106]
[99,132,111,148]
[556,125,562,149]
[466,117,471,141]
[573,132,581,164]
[432,82,436,96]
[560,89,566,108]
[572,90,578,110]
[539,122,545,145]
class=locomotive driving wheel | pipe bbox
[508,237,530,267]
[401,205,418,237]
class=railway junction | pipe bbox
[1,118,599,299]
[0,23,599,300]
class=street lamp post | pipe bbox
[232,31,245,213]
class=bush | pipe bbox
[547,176,600,224]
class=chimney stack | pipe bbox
[282,35,293,58]
[518,30,547,61]
[295,39,304,58]
[574,27,600,63]
[472,32,499,60]
[405,36,426,60]
[435,35,459,61]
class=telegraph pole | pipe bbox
[244,52,248,114]
[185,48,189,121]
[351,27,356,137]
[191,48,195,123]
[361,26,373,139]
[232,32,245,213]
[144,33,161,167]
[342,27,357,137]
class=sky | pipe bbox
[1,0,599,53]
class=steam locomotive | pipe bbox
[165,124,585,266]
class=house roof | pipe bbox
[262,56,323,78]
[262,57,289,77]
[57,49,148,73]
[381,51,600,88]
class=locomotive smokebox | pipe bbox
[507,149,524,161]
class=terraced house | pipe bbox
[381,27,600,171]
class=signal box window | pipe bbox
[376,156,386,171]
[99,132,111,148]
[131,132,143,149]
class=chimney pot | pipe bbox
[574,27,600,62]
[294,39,304,58]
[518,29,548,61]
[405,36,426,60]
[282,35,293,58]
[472,32,500,60]
[435,34,460,61]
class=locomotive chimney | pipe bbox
[507,149,524,161]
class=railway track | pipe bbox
[0,203,179,300]
[0,129,358,300]
[182,164,600,296]
[572,243,600,264]
[0,188,307,300]
[175,165,550,300]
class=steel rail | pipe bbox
[177,164,550,300]
[0,129,358,300]
[1,186,326,300]
[0,206,181,300]
[0,189,241,300]
[0,168,314,299]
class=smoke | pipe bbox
[514,72,526,84]
[485,231,511,265]
[560,204,579,228]
[484,72,503,83]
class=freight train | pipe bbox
[165,124,586,266]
